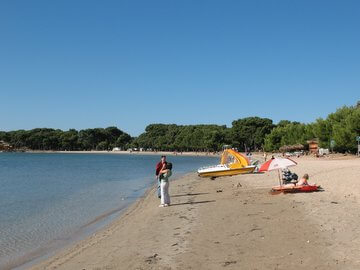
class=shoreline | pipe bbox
[18,150,222,157]
[29,156,360,269]
[27,183,160,270]
[4,150,358,160]
[9,172,191,270]
[8,189,144,270]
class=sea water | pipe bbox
[0,153,217,269]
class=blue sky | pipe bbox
[1,0,359,136]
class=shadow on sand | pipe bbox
[170,200,216,206]
[171,192,210,198]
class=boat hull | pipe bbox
[198,166,256,178]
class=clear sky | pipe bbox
[1,0,359,136]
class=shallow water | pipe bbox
[0,153,217,269]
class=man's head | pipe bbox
[161,155,166,163]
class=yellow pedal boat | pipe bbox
[197,149,256,178]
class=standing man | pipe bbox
[155,155,167,198]
[263,152,267,162]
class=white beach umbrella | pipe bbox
[259,157,297,185]
[259,157,297,172]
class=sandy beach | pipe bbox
[30,155,360,270]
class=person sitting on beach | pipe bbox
[159,162,172,207]
[297,173,310,186]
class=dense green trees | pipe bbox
[264,122,314,152]
[133,124,230,152]
[0,127,132,151]
[326,106,360,152]
[1,103,359,153]
[263,104,360,153]
[133,117,275,152]
[132,117,274,152]
[134,104,360,153]
[231,117,275,151]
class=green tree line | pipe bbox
[264,102,360,153]
[1,102,359,153]
[0,127,132,151]
[132,117,275,152]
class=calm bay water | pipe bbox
[0,153,217,269]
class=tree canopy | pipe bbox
[1,102,359,153]
[0,127,132,151]
[133,124,230,152]
[263,103,360,153]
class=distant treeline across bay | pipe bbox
[1,103,360,153]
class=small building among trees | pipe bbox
[307,139,319,154]
[279,143,305,153]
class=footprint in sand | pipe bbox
[145,253,160,264]
[223,261,237,267]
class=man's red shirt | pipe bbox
[155,161,167,176]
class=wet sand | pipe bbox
[30,156,360,270]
